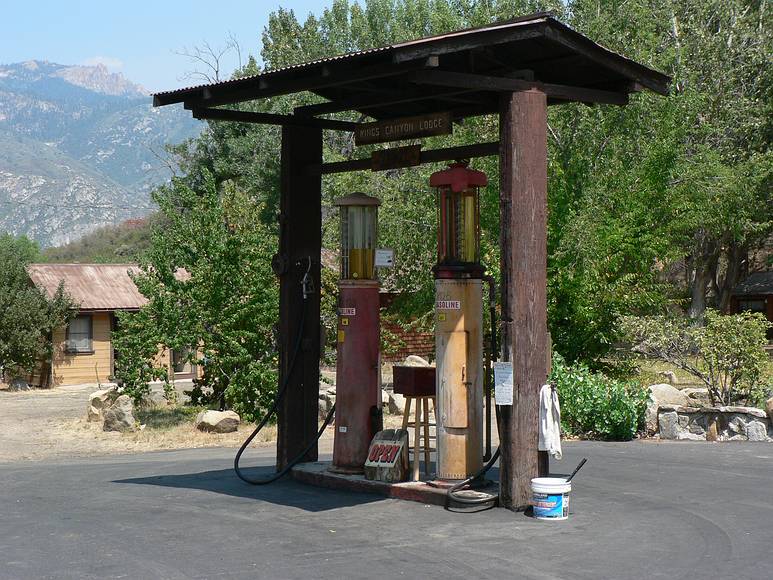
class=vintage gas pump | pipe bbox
[431,162,487,481]
[331,192,382,474]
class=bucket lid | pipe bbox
[531,477,570,486]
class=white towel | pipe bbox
[538,383,562,460]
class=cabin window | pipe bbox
[172,347,196,376]
[66,315,93,353]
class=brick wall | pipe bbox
[381,320,434,363]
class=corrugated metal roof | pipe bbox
[27,264,193,311]
[733,271,773,296]
[153,14,552,98]
[152,12,670,111]
[27,264,148,311]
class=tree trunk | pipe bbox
[689,264,709,320]
[717,240,747,312]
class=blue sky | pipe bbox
[1,1,332,92]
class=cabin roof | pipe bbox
[26,264,189,311]
[733,271,773,297]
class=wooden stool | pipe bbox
[401,396,436,481]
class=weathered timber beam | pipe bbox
[307,141,499,175]
[175,56,440,108]
[412,69,629,105]
[391,23,543,63]
[189,107,359,131]
[293,87,481,117]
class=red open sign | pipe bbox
[364,442,404,468]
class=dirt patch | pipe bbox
[0,383,326,463]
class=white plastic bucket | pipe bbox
[531,477,571,521]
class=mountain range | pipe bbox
[0,60,200,246]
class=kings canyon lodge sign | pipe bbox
[354,112,452,146]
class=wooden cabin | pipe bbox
[730,271,773,343]
[26,263,199,387]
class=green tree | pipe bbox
[0,234,75,379]
[112,174,280,420]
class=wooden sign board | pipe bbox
[371,144,421,171]
[355,112,452,146]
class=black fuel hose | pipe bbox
[234,257,333,485]
[446,403,503,507]
[447,274,501,508]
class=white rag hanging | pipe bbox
[539,383,562,460]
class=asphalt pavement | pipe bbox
[1,440,771,579]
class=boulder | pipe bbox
[195,410,240,433]
[767,397,773,424]
[89,388,114,410]
[403,355,431,367]
[646,384,691,435]
[9,378,31,391]
[717,405,768,418]
[102,395,136,432]
[658,411,679,440]
[387,391,407,415]
[86,405,101,423]
[681,388,711,406]
[745,421,769,442]
[141,389,169,409]
[318,389,336,420]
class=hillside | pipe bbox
[42,216,156,263]
[0,60,200,246]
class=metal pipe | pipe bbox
[482,274,497,462]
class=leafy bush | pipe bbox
[551,353,647,440]
[620,310,771,406]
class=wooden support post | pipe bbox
[276,125,323,470]
[498,89,549,511]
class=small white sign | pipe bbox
[338,307,356,316]
[436,300,461,310]
[338,426,348,433]
[375,248,394,267]
[494,362,513,406]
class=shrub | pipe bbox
[550,353,647,440]
[620,310,771,406]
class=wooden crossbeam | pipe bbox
[307,141,499,175]
[293,87,482,117]
[189,107,359,131]
[412,69,629,105]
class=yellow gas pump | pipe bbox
[430,161,487,481]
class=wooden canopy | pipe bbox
[152,13,669,511]
[153,12,669,124]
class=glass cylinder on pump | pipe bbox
[331,193,382,474]
[430,162,487,481]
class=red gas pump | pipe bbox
[331,193,382,474]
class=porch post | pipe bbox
[277,125,323,470]
[498,89,549,510]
